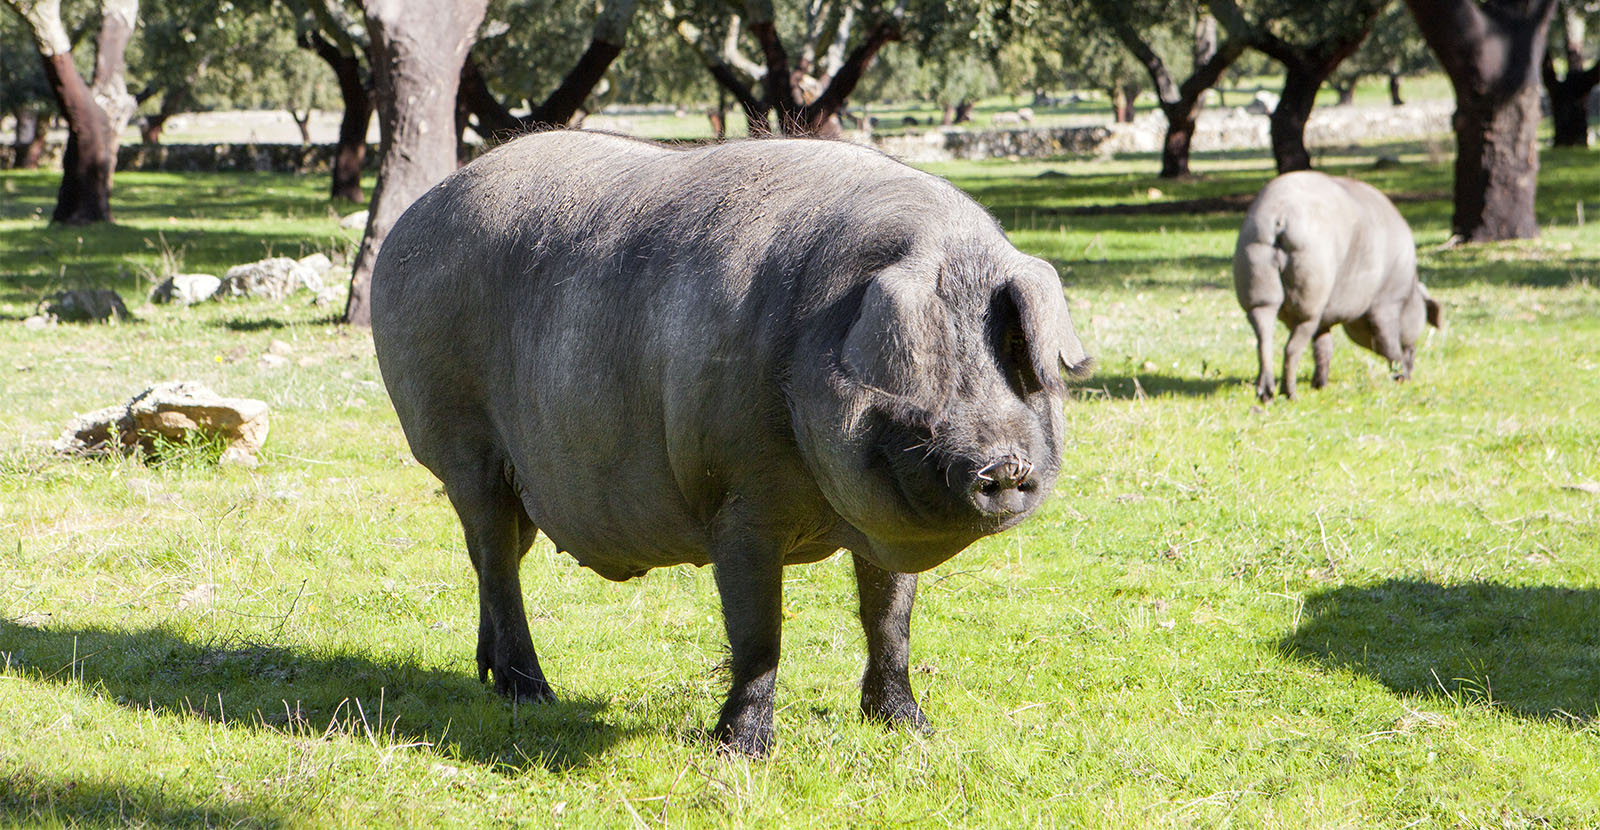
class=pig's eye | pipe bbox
[989,291,1044,397]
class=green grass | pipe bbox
[2,140,1599,827]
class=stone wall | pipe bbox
[872,100,1456,163]
[115,142,385,173]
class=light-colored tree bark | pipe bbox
[5,0,138,224]
[344,0,488,326]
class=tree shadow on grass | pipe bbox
[1280,579,1600,722]
[1,767,286,829]
[0,621,636,778]
[1073,372,1243,400]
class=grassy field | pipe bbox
[2,138,1598,827]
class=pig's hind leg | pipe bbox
[853,554,929,731]
[1311,329,1336,389]
[441,454,555,703]
[1247,306,1279,402]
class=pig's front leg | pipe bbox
[710,531,785,757]
[853,553,929,731]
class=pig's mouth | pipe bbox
[873,418,1036,535]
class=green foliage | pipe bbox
[131,0,337,116]
[2,143,1599,826]
[0,10,53,113]
[1329,4,1436,97]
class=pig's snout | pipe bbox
[963,452,1039,517]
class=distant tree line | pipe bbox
[3,0,1597,318]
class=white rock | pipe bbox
[219,257,324,301]
[1245,91,1280,115]
[54,380,270,466]
[339,210,369,230]
[149,273,221,305]
[297,252,334,277]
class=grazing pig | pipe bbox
[370,131,1091,756]
[1233,170,1441,401]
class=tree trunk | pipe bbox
[952,100,974,124]
[302,29,373,202]
[346,0,487,327]
[291,110,313,145]
[1161,110,1196,178]
[22,0,138,225]
[1111,84,1137,123]
[12,108,47,169]
[1544,67,1594,147]
[458,0,638,142]
[526,39,621,129]
[1209,0,1379,174]
[138,86,186,146]
[1404,0,1557,242]
[42,53,115,224]
[139,114,165,145]
[1452,81,1543,240]
[330,46,371,201]
[1335,81,1356,105]
[1541,50,1598,148]
[1541,2,1597,147]
[1270,63,1322,172]
[1094,6,1243,180]
[745,4,900,137]
[1388,72,1404,106]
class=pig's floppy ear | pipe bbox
[842,267,953,411]
[1009,262,1093,391]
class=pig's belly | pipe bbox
[519,490,711,581]
[518,489,846,581]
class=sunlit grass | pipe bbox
[2,137,1598,827]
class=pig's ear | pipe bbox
[842,267,953,410]
[1421,286,1443,329]
[1009,262,1093,390]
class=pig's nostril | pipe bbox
[1017,479,1037,493]
[979,480,1003,498]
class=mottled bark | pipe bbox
[1452,81,1543,239]
[15,0,138,224]
[1404,0,1557,241]
[346,0,487,327]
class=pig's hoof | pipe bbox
[712,721,774,757]
[863,702,931,734]
[862,688,931,733]
[495,668,557,703]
